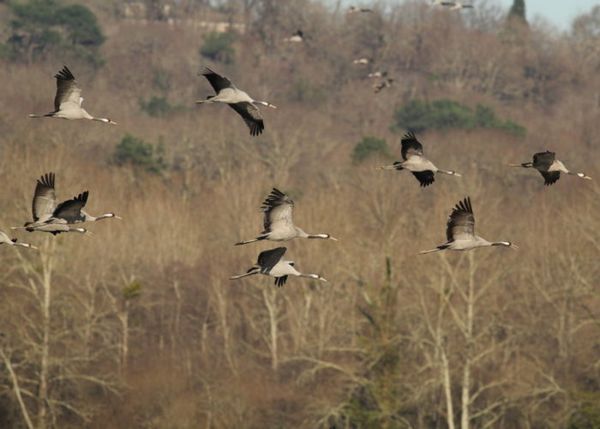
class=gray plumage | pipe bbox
[510,151,592,186]
[53,191,121,223]
[379,131,461,187]
[235,188,337,245]
[14,172,100,235]
[420,197,516,254]
[29,66,116,124]
[196,67,277,136]
[230,247,328,287]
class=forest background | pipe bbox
[0,0,600,428]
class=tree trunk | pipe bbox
[37,238,55,429]
[461,253,476,429]
[1,349,34,429]
[441,346,456,429]
[119,302,130,373]
[262,287,279,371]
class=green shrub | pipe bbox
[568,391,600,429]
[153,70,171,92]
[6,0,104,65]
[200,31,236,63]
[289,79,327,103]
[139,96,175,117]
[112,134,166,174]
[392,99,526,136]
[352,137,391,164]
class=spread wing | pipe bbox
[532,151,555,171]
[53,191,88,222]
[401,131,424,161]
[261,188,294,232]
[202,67,234,93]
[54,66,82,111]
[412,171,435,187]
[257,247,287,273]
[540,171,560,186]
[446,197,475,242]
[32,173,57,221]
[228,102,264,136]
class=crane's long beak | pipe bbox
[114,215,123,220]
[329,236,339,241]
[508,163,523,167]
[510,244,519,250]
[376,165,396,170]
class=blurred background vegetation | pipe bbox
[0,0,599,428]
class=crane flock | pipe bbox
[6,1,594,290]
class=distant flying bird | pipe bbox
[13,173,91,235]
[29,66,117,124]
[368,71,387,78]
[353,58,370,65]
[284,30,304,43]
[509,151,592,186]
[347,5,374,14]
[441,1,474,9]
[235,188,337,245]
[0,231,37,250]
[378,132,461,187]
[230,247,328,287]
[373,77,394,93]
[196,67,277,136]
[420,197,516,254]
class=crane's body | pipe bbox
[379,131,461,187]
[420,197,515,254]
[197,67,276,136]
[14,173,118,235]
[29,66,116,124]
[230,247,328,287]
[510,151,591,185]
[284,30,304,43]
[235,188,337,245]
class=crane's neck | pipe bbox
[255,100,277,109]
[307,233,333,240]
[299,273,328,282]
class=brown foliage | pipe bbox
[0,1,599,428]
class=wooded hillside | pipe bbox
[0,1,599,428]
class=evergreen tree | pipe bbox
[508,0,527,24]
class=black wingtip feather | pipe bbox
[38,172,55,188]
[76,191,89,202]
[275,276,288,287]
[411,171,434,187]
[261,188,288,210]
[455,197,473,215]
[403,130,417,140]
[250,119,264,136]
[55,66,74,81]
